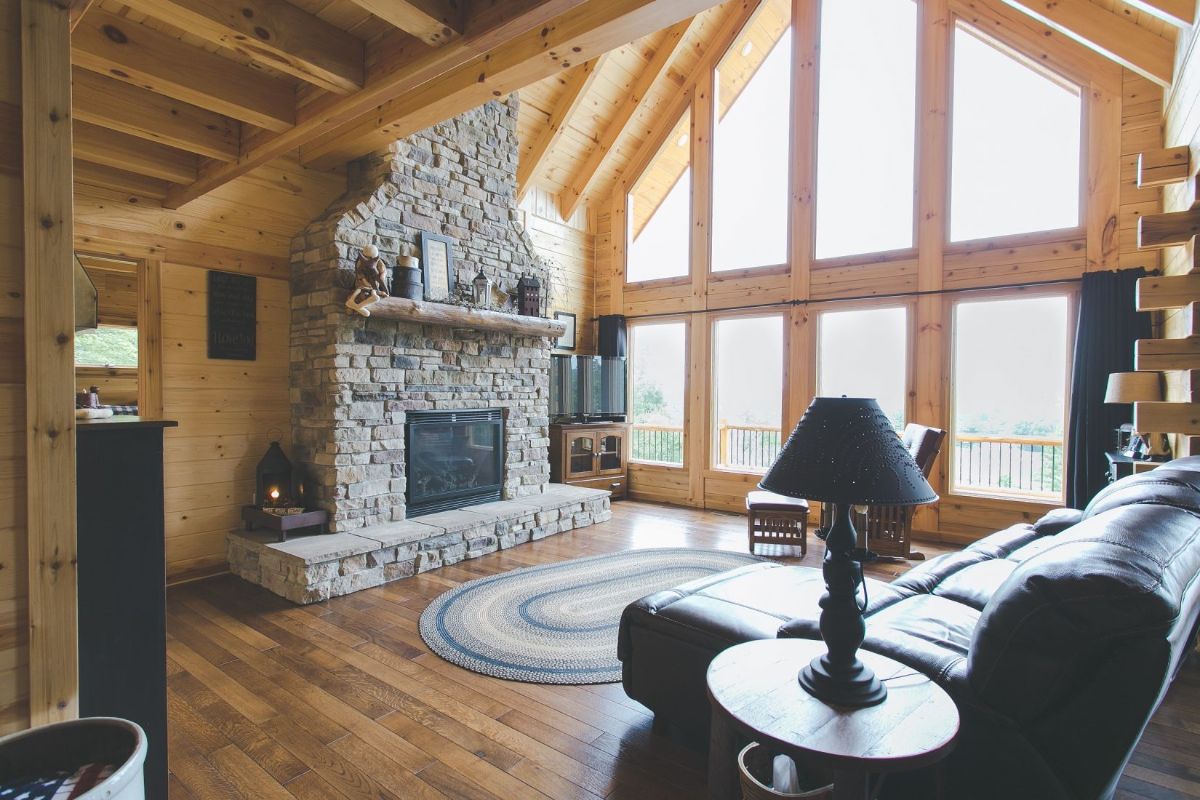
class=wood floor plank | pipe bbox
[164,500,1200,800]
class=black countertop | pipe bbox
[77,416,179,431]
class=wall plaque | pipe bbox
[207,270,256,360]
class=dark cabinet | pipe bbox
[77,418,176,800]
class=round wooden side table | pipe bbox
[707,639,959,800]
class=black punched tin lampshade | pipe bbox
[760,397,937,506]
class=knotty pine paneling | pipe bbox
[75,367,138,406]
[160,262,290,582]
[0,0,27,735]
[521,187,597,354]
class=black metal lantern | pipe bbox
[517,274,541,317]
[291,462,314,511]
[255,441,293,508]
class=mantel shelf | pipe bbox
[364,296,567,338]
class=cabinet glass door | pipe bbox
[597,433,623,474]
[568,435,596,477]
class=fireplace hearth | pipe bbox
[406,409,504,517]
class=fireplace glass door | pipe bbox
[406,409,504,516]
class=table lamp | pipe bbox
[1105,371,1165,458]
[760,397,937,708]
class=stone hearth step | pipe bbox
[227,485,612,604]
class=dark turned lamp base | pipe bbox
[799,501,887,708]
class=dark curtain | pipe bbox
[1066,268,1152,508]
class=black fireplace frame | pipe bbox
[405,408,504,517]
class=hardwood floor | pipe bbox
[165,500,1200,799]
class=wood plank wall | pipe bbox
[0,0,27,736]
[596,0,1163,543]
[160,263,290,582]
[521,185,597,354]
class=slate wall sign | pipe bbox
[207,270,257,360]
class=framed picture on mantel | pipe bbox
[555,312,576,351]
[420,232,456,302]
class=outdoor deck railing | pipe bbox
[954,434,1063,498]
[630,422,783,471]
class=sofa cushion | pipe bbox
[968,503,1200,721]
[1083,461,1200,520]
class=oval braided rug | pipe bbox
[419,548,763,684]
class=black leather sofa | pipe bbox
[618,457,1200,799]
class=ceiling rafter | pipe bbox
[117,0,365,94]
[1123,0,1194,28]
[516,54,608,202]
[999,0,1174,86]
[345,0,463,46]
[73,120,200,184]
[297,1,722,169]
[164,0,723,209]
[557,17,697,221]
[72,68,240,162]
[73,8,297,131]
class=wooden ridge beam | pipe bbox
[118,0,364,95]
[162,0,590,208]
[557,17,696,221]
[1137,272,1200,310]
[1139,208,1200,250]
[516,55,607,203]
[346,0,462,46]
[999,0,1174,87]
[297,0,720,171]
[74,120,199,184]
[72,68,239,162]
[1135,401,1200,435]
[1138,146,1191,188]
[72,8,296,132]
[1124,0,1194,28]
[1136,336,1200,370]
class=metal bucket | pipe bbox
[0,717,148,799]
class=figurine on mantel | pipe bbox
[345,244,390,317]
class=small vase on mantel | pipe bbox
[392,255,422,300]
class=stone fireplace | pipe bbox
[226,96,611,604]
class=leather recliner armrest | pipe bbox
[1032,507,1083,536]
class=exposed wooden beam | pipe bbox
[1137,336,1200,370]
[74,120,199,184]
[301,1,716,172]
[72,68,239,162]
[72,8,296,132]
[346,0,462,46]
[516,55,607,202]
[119,0,364,95]
[1000,0,1174,87]
[557,18,695,220]
[163,0,712,209]
[74,160,172,199]
[69,0,98,31]
[23,0,79,726]
[1124,0,1194,28]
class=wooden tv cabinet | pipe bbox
[550,422,629,499]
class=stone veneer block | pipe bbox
[227,486,612,604]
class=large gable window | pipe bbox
[627,109,692,283]
[815,0,918,260]
[949,23,1082,242]
[711,0,791,272]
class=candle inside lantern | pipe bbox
[269,488,280,503]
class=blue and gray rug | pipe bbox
[419,548,763,684]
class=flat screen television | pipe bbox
[551,354,626,422]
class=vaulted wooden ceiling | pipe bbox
[67,0,728,212]
[68,0,1186,222]
[516,0,1187,220]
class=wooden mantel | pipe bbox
[365,297,568,338]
